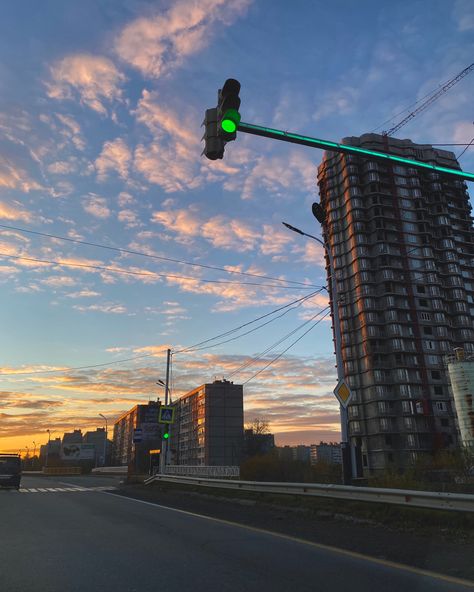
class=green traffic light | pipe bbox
[221,108,241,134]
[163,432,169,439]
[222,118,237,133]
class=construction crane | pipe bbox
[383,63,474,137]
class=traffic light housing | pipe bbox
[202,108,225,160]
[163,426,170,440]
[217,78,241,141]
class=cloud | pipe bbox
[40,275,77,288]
[0,200,33,222]
[95,138,131,181]
[47,160,77,175]
[0,157,43,193]
[46,54,125,115]
[66,290,101,298]
[72,302,127,314]
[118,191,136,207]
[115,0,251,79]
[82,194,111,219]
[118,208,140,228]
[454,0,474,31]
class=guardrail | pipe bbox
[144,474,474,513]
[155,465,240,478]
[43,467,81,475]
[91,466,128,475]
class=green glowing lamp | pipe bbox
[221,109,241,134]
[163,430,170,439]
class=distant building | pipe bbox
[62,430,83,445]
[39,438,61,465]
[310,442,342,465]
[243,429,275,459]
[276,446,294,462]
[84,428,108,466]
[173,380,243,466]
[446,348,474,449]
[112,401,162,471]
[292,445,311,463]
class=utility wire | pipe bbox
[174,289,325,354]
[0,251,317,289]
[182,292,325,354]
[242,309,332,385]
[0,223,314,289]
[228,306,331,378]
[0,351,166,376]
[0,292,325,376]
[458,135,474,160]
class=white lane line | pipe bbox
[103,492,474,590]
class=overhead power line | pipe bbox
[180,292,324,354]
[0,251,318,290]
[0,223,314,289]
[174,289,325,354]
[0,292,326,376]
[228,306,331,378]
[242,308,332,385]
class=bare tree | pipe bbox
[246,418,270,435]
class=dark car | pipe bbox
[0,454,22,489]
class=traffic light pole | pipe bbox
[159,348,171,475]
[236,122,474,182]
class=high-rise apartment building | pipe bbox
[317,133,474,474]
[174,380,243,466]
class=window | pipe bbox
[407,434,416,447]
[418,299,428,307]
[402,401,412,413]
[436,401,447,412]
[404,417,415,430]
[441,419,449,427]
[380,418,390,431]
[351,421,361,433]
[434,386,443,396]
[431,370,441,380]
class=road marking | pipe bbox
[104,492,474,590]
[16,486,118,494]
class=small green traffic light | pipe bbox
[221,109,241,134]
[163,432,169,439]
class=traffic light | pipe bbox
[217,78,241,141]
[202,108,225,160]
[163,427,170,440]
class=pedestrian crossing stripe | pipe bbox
[8,486,118,494]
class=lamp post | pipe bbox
[45,429,51,468]
[282,213,354,485]
[99,414,108,467]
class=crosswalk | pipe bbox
[6,486,118,494]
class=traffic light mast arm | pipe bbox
[237,121,474,182]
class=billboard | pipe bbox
[61,443,95,460]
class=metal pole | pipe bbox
[325,245,353,485]
[159,348,171,474]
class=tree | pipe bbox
[246,418,270,435]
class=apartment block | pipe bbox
[174,380,243,466]
[317,133,474,473]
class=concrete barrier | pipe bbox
[43,467,81,475]
[91,466,128,475]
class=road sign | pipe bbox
[132,428,143,443]
[158,406,175,424]
[334,380,353,408]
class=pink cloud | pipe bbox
[95,137,131,180]
[115,0,252,79]
[46,54,125,115]
[82,194,111,219]
[0,200,33,222]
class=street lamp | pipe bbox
[282,213,355,485]
[45,429,51,468]
[99,414,108,467]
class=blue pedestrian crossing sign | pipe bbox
[158,405,175,424]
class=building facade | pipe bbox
[317,133,474,474]
[112,401,162,470]
[446,348,474,449]
[310,442,342,465]
[174,380,243,466]
[84,428,108,466]
[243,429,275,459]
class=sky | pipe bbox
[1,0,474,454]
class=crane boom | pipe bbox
[384,63,474,136]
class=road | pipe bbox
[0,474,472,592]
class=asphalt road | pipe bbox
[0,475,472,592]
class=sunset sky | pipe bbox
[1,0,474,454]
